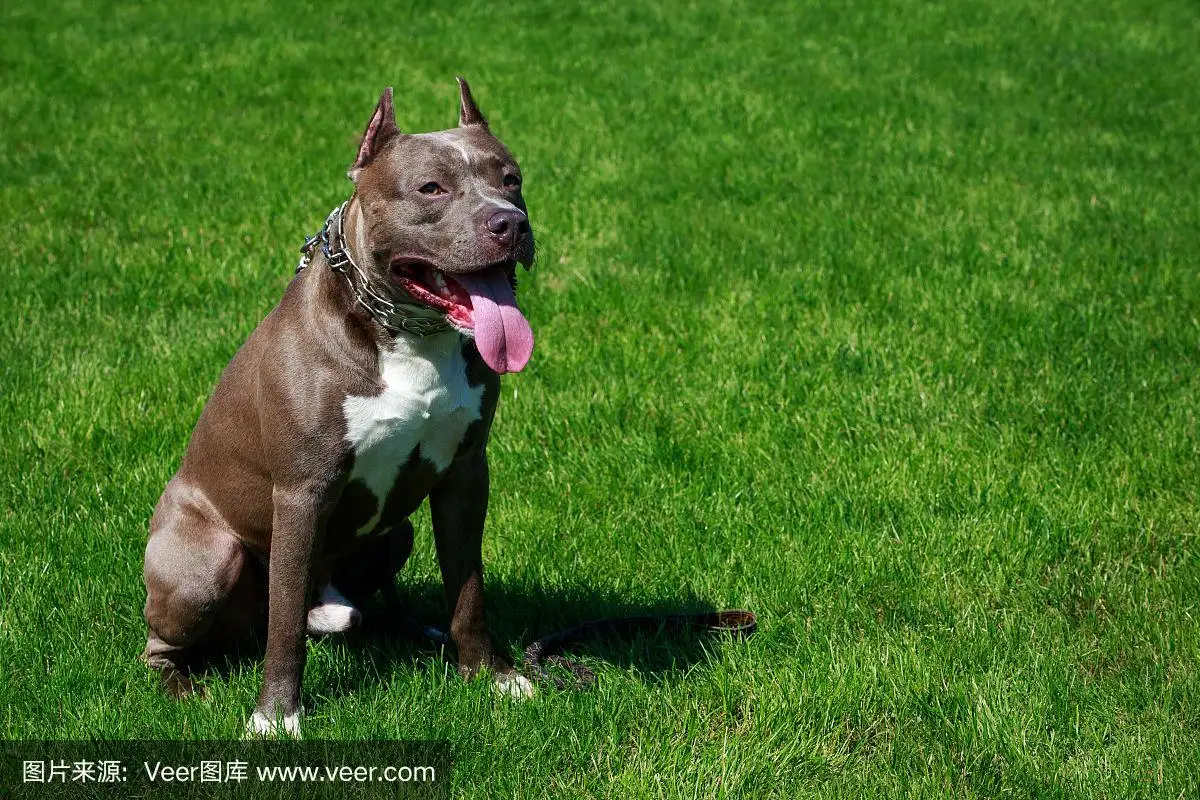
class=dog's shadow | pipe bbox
[205,580,732,693]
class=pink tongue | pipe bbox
[451,268,534,374]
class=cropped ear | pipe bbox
[456,76,488,128]
[349,87,401,180]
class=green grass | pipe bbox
[2,0,1199,796]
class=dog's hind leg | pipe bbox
[142,499,261,698]
[305,521,416,634]
[305,583,361,635]
[323,520,415,613]
[373,527,409,609]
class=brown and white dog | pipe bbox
[141,79,536,736]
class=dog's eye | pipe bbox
[418,182,444,195]
[502,174,522,190]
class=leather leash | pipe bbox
[407,609,757,690]
[522,609,757,689]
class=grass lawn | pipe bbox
[2,0,1198,796]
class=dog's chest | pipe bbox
[342,336,483,531]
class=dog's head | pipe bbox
[348,79,535,373]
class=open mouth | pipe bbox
[390,258,489,329]
[389,257,533,374]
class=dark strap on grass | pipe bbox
[407,609,757,689]
[522,609,757,689]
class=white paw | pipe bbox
[492,672,536,699]
[306,584,361,635]
[245,707,303,738]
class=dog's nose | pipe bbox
[485,210,528,246]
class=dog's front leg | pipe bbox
[247,484,330,736]
[430,450,534,698]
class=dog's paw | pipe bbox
[306,584,362,635]
[245,707,303,739]
[492,671,536,700]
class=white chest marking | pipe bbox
[342,334,484,533]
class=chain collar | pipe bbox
[296,202,451,338]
